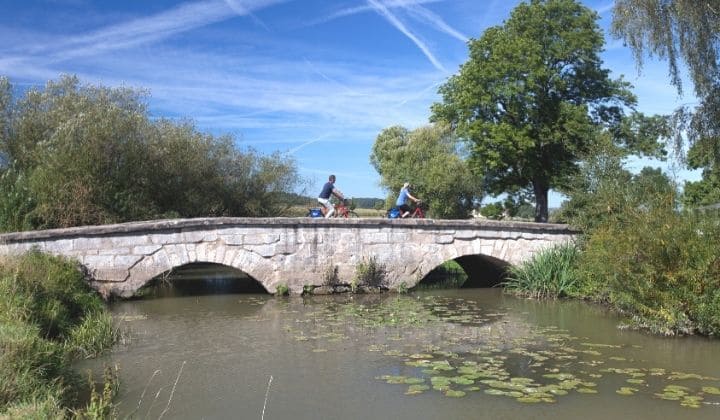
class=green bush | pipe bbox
[0,252,117,416]
[503,243,580,299]
[578,207,720,336]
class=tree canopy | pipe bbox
[612,1,720,206]
[370,124,481,219]
[0,75,301,231]
[431,0,664,222]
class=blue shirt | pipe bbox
[396,187,411,206]
[319,181,334,199]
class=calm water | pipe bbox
[84,287,720,419]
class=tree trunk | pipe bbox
[533,181,549,223]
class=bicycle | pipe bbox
[387,200,425,219]
[334,198,359,218]
[407,200,425,218]
[307,198,359,218]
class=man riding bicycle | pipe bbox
[318,174,344,218]
[396,182,420,218]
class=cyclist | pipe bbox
[396,182,420,218]
[318,174,344,218]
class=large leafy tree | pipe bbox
[431,0,655,222]
[0,75,301,230]
[370,124,481,219]
[612,1,720,206]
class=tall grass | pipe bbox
[503,243,580,299]
[0,251,118,418]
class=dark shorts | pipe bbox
[398,204,411,214]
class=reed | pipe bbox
[503,243,580,299]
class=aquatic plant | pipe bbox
[354,256,386,289]
[322,263,340,287]
[503,242,579,299]
[274,284,289,296]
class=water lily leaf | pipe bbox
[616,387,638,396]
[405,384,430,395]
[576,388,598,394]
[445,389,466,398]
[404,377,425,385]
[702,386,720,395]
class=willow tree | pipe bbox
[370,124,481,219]
[432,0,641,222]
[612,1,720,206]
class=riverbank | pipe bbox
[0,251,118,418]
[503,213,720,337]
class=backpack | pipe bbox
[307,208,323,218]
[387,207,401,219]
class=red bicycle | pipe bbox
[334,199,359,218]
[408,200,425,218]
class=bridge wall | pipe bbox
[0,218,576,297]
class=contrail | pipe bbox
[366,0,447,72]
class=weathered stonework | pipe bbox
[0,217,577,297]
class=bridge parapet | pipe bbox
[0,217,577,297]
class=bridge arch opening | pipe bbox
[416,254,509,289]
[138,262,268,297]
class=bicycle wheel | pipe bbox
[349,211,359,218]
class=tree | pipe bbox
[0,75,302,230]
[612,1,720,205]
[431,0,656,222]
[370,124,481,219]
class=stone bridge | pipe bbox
[0,217,577,297]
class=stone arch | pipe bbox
[143,262,268,294]
[416,252,510,289]
[124,243,276,296]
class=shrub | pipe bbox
[578,207,720,336]
[503,243,580,299]
[354,257,387,289]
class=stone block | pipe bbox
[83,255,115,268]
[43,239,74,253]
[150,233,183,245]
[243,234,280,245]
[111,236,148,247]
[434,235,454,244]
[72,237,106,251]
[133,244,162,255]
[114,255,143,268]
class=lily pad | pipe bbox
[445,389,466,398]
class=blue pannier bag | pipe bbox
[308,208,323,218]
[387,207,401,219]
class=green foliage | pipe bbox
[577,206,720,336]
[322,263,340,287]
[611,1,720,206]
[0,252,117,417]
[354,257,387,289]
[431,0,662,222]
[73,366,118,420]
[275,284,289,296]
[0,75,302,231]
[397,282,408,294]
[371,124,481,219]
[503,243,580,299]
[480,202,504,220]
[556,138,676,232]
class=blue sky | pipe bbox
[0,0,700,205]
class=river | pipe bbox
[83,273,720,419]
